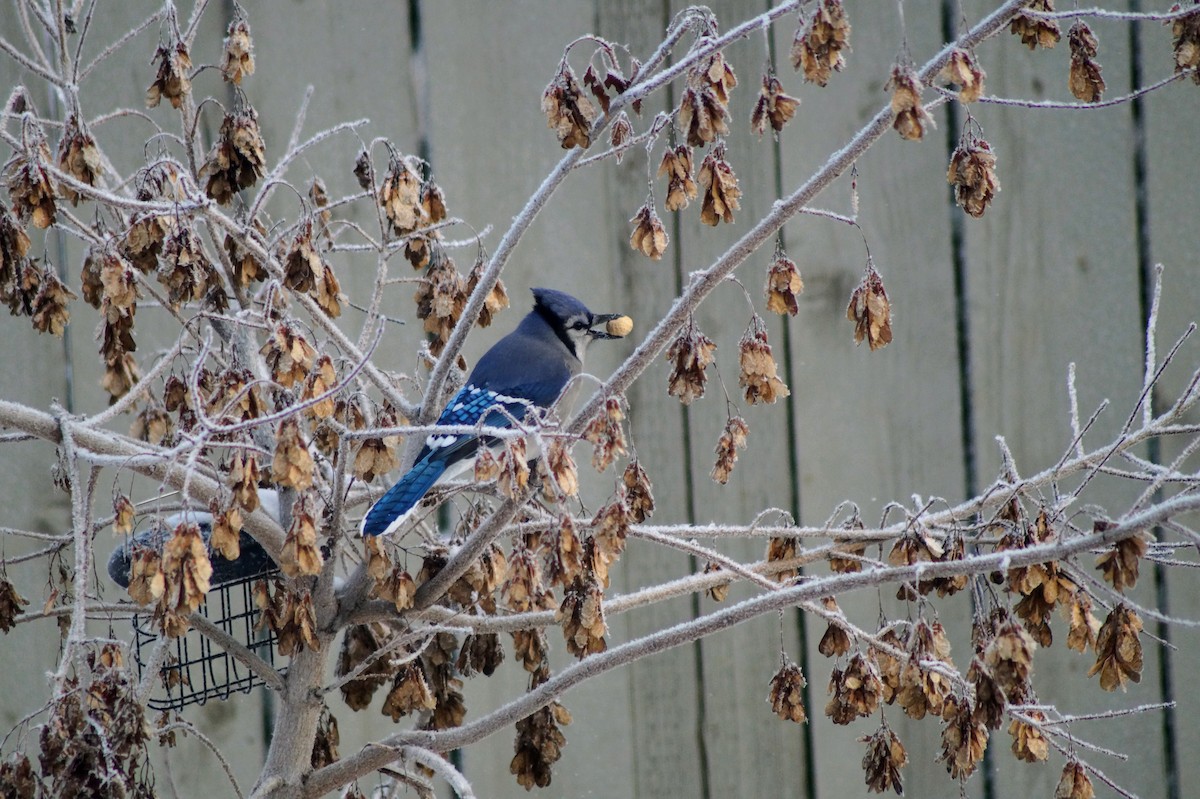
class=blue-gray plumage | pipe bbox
[362,288,624,537]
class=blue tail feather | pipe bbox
[362,456,448,537]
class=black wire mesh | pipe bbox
[130,566,281,711]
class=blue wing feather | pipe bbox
[362,382,554,537]
[361,456,448,536]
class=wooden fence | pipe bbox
[1,1,1197,797]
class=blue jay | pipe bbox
[362,288,628,537]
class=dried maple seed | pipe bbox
[311,707,339,769]
[413,249,467,354]
[544,515,583,587]
[402,169,449,268]
[0,578,29,632]
[825,653,882,724]
[768,660,808,723]
[629,202,669,260]
[983,618,1036,700]
[698,146,741,226]
[378,154,426,235]
[457,631,505,677]
[376,566,416,612]
[130,403,172,445]
[271,418,315,491]
[1009,711,1050,762]
[112,494,136,537]
[542,438,580,499]
[888,527,963,598]
[593,496,630,563]
[262,322,316,387]
[510,698,570,789]
[200,107,266,204]
[658,145,698,212]
[465,260,509,327]
[896,620,954,720]
[1095,528,1150,592]
[1064,592,1101,653]
[995,511,1078,646]
[1171,5,1200,83]
[354,422,401,483]
[281,494,323,578]
[498,437,531,499]
[610,111,634,160]
[871,627,907,705]
[336,623,395,710]
[847,261,892,350]
[281,219,324,293]
[582,396,627,472]
[313,262,344,318]
[1068,22,1106,102]
[557,572,608,658]
[948,135,1000,218]
[146,41,193,109]
[158,225,221,308]
[543,60,596,149]
[766,247,804,316]
[886,65,933,141]
[301,354,338,419]
[791,0,851,86]
[503,542,546,614]
[767,535,799,582]
[1056,760,1096,799]
[677,39,735,147]
[56,115,103,205]
[209,502,242,561]
[751,73,800,136]
[0,202,32,304]
[622,460,655,522]
[940,48,986,103]
[5,138,56,229]
[276,588,320,655]
[29,266,76,336]
[939,694,988,779]
[220,13,255,84]
[712,415,749,485]
[666,322,716,404]
[228,451,261,513]
[738,314,790,404]
[704,561,730,601]
[1089,603,1143,691]
[1011,0,1062,50]
[583,61,635,113]
[860,724,906,795]
[123,213,172,273]
[157,522,213,637]
[828,534,866,574]
[818,607,852,659]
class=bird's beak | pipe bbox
[588,313,620,339]
[588,312,631,339]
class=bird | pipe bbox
[108,489,281,587]
[361,287,631,537]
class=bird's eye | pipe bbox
[571,320,588,331]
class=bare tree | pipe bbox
[1,1,1198,797]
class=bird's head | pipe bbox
[531,287,631,359]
